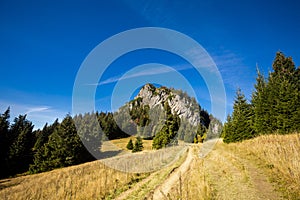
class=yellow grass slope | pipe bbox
[167,134,300,200]
[0,134,299,199]
[0,137,185,200]
[0,159,148,200]
[0,137,153,200]
[228,133,300,199]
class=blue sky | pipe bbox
[1,0,300,129]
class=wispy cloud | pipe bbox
[25,106,50,114]
[184,47,219,73]
[209,49,249,89]
[0,100,66,129]
[86,64,193,86]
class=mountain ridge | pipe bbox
[114,83,222,144]
[134,83,201,126]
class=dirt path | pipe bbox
[115,146,189,200]
[116,141,284,199]
[198,142,284,200]
[150,147,194,200]
[150,141,283,200]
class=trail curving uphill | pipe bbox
[199,142,284,200]
[150,147,194,199]
[117,141,284,199]
[167,141,284,200]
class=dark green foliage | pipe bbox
[33,119,59,151]
[223,52,300,143]
[0,108,11,177]
[130,99,150,127]
[200,109,210,129]
[98,112,130,140]
[221,115,233,140]
[152,126,170,149]
[152,102,180,149]
[251,69,268,134]
[126,139,134,150]
[114,107,137,136]
[0,108,37,178]
[132,136,143,152]
[252,52,300,134]
[30,115,94,173]
[223,89,255,143]
[74,112,102,160]
[7,115,35,175]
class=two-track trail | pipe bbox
[197,142,284,200]
[116,140,284,200]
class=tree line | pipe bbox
[0,110,128,178]
[222,52,300,143]
[0,85,221,178]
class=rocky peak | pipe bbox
[134,83,201,126]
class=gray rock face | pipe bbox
[135,84,201,126]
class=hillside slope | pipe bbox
[0,159,147,199]
[163,134,300,200]
[2,134,298,199]
[114,134,299,199]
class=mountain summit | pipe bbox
[135,83,201,126]
[114,83,222,147]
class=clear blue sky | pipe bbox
[1,0,300,129]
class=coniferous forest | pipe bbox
[222,52,300,143]
[0,111,129,178]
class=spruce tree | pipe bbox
[126,138,134,150]
[132,136,143,152]
[266,52,298,133]
[152,102,180,149]
[222,115,233,143]
[223,89,254,143]
[8,115,34,175]
[30,115,88,172]
[251,68,267,134]
[0,108,10,177]
[292,67,300,131]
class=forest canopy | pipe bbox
[222,52,300,143]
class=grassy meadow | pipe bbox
[0,137,186,199]
[0,134,299,199]
[0,159,148,200]
[110,136,153,151]
[228,133,300,199]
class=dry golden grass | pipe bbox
[110,137,153,151]
[103,145,187,173]
[0,138,185,200]
[2,134,298,199]
[118,146,189,200]
[228,133,300,199]
[0,160,147,200]
[168,134,300,200]
[168,145,214,200]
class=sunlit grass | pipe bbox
[229,133,300,199]
[0,158,146,199]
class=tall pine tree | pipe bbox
[223,89,254,143]
[30,115,90,173]
[0,108,10,178]
[264,52,299,133]
[251,68,268,134]
[8,115,34,175]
